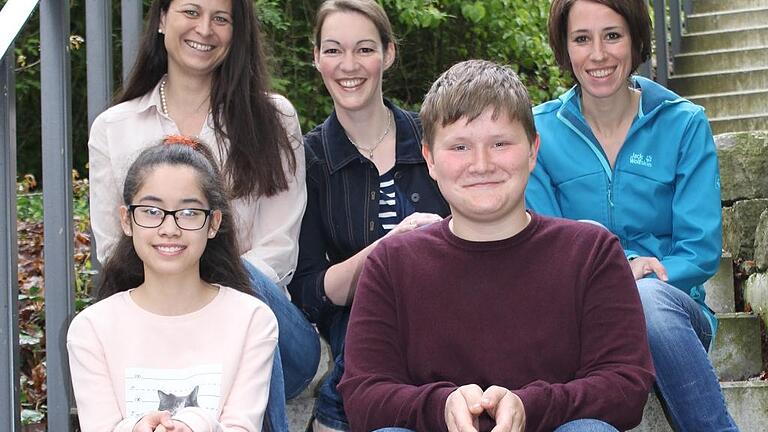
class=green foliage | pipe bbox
[12,0,570,177]
[17,177,94,424]
[259,0,571,131]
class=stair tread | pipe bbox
[709,113,768,121]
[688,6,768,18]
[684,24,768,37]
[715,311,759,318]
[670,66,768,79]
[675,45,768,57]
[687,88,768,99]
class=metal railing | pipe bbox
[1,0,144,429]
[645,0,691,86]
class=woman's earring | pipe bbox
[158,28,164,34]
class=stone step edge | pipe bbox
[708,113,768,122]
[675,44,768,58]
[686,88,768,101]
[716,311,758,319]
[683,23,768,37]
[721,380,768,389]
[670,65,768,80]
[687,6,768,19]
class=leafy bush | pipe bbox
[260,0,571,131]
[16,173,94,425]
[10,0,571,179]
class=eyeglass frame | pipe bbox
[127,204,214,231]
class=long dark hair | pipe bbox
[96,139,252,300]
[116,0,296,199]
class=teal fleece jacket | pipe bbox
[526,76,722,331]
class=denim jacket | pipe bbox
[288,100,449,326]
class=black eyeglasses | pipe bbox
[128,205,213,231]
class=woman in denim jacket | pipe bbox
[288,1,448,431]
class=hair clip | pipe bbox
[163,134,200,149]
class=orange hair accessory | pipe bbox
[163,134,200,149]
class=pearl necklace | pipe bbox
[344,109,393,159]
[159,78,169,115]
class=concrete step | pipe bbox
[710,113,768,134]
[673,46,768,75]
[682,26,768,52]
[669,67,768,96]
[692,0,768,15]
[287,340,331,431]
[704,253,735,313]
[687,89,768,119]
[709,312,764,381]
[631,380,768,431]
[687,7,768,32]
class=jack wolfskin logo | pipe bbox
[629,152,653,168]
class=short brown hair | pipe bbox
[314,0,397,54]
[420,60,536,150]
[548,0,651,78]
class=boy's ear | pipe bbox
[119,206,132,236]
[208,210,223,238]
[528,133,541,172]
[421,141,437,180]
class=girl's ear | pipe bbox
[208,210,222,238]
[119,206,132,236]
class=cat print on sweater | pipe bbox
[157,385,199,414]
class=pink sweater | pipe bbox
[67,286,277,432]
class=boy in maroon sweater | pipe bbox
[338,60,655,432]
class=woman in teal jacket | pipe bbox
[526,1,736,430]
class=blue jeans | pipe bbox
[373,419,617,431]
[637,278,738,431]
[244,261,321,432]
[314,308,351,430]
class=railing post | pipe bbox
[86,0,113,128]
[121,0,144,82]
[86,0,114,277]
[1,48,22,432]
[653,0,669,86]
[638,0,652,78]
[40,0,75,430]
[670,0,682,58]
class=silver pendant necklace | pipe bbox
[345,109,393,159]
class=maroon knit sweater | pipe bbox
[339,213,654,432]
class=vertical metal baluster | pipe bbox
[40,0,75,429]
[1,47,21,432]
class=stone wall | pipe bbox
[718,131,768,326]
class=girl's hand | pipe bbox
[155,420,194,432]
[132,411,173,432]
[385,212,443,237]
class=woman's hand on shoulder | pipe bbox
[385,212,443,238]
[629,256,668,282]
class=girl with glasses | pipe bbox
[69,138,277,431]
[87,1,320,428]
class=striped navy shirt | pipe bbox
[379,170,403,232]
